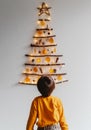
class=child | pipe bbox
[26,75,69,130]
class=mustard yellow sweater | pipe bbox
[26,95,68,130]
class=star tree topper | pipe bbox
[37,2,51,16]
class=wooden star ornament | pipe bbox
[37,2,51,16]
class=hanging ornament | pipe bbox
[39,67,43,73]
[24,76,31,83]
[25,67,30,73]
[39,39,42,44]
[54,69,56,73]
[33,67,38,72]
[40,20,46,26]
[45,56,50,63]
[48,37,54,43]
[49,68,54,73]
[37,30,43,35]
[48,31,51,35]
[38,50,41,54]
[36,58,41,63]
[57,75,63,81]
[42,49,47,54]
[49,68,56,73]
[56,57,59,63]
[31,58,35,63]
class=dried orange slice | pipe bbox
[57,75,63,80]
[49,68,54,73]
[33,67,38,72]
[45,56,50,63]
[42,49,47,54]
[25,68,30,73]
[36,58,41,63]
[48,37,54,43]
[40,21,46,26]
[24,76,31,83]
[37,30,43,35]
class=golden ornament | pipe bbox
[42,49,47,54]
[57,75,63,80]
[36,58,41,63]
[45,56,50,63]
[49,68,54,73]
[40,21,46,26]
[25,68,30,73]
[24,76,31,83]
[48,37,54,43]
[33,67,38,72]
[37,30,43,35]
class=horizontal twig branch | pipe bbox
[19,79,68,85]
[25,54,63,57]
[38,19,50,21]
[22,73,67,76]
[36,28,53,31]
[24,63,65,66]
[33,35,56,38]
[30,44,57,47]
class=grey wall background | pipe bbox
[0,0,91,130]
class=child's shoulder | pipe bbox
[51,95,62,103]
[33,96,42,101]
[33,95,62,103]
[51,95,60,99]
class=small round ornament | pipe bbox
[37,30,43,35]
[32,59,35,63]
[25,67,30,73]
[33,67,38,72]
[54,69,56,73]
[38,50,41,54]
[57,75,63,81]
[48,37,54,43]
[49,68,54,73]
[40,21,46,26]
[45,56,50,63]
[24,76,31,83]
[36,58,41,63]
[42,49,47,54]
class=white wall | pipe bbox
[0,0,91,130]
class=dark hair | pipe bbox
[37,75,55,97]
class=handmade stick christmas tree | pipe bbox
[19,2,68,85]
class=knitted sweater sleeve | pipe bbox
[26,99,37,130]
[58,99,69,130]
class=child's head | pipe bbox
[37,75,55,97]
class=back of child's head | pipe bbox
[37,75,55,97]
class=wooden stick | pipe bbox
[56,80,69,84]
[25,54,63,57]
[38,19,50,21]
[37,7,51,9]
[33,35,56,38]
[30,44,57,47]
[19,79,68,85]
[24,63,65,66]
[36,28,53,31]
[22,73,67,76]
